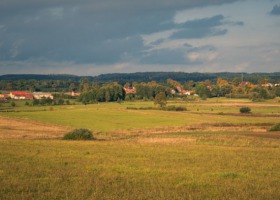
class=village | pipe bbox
[0,91,54,102]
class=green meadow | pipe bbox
[1,98,280,132]
[0,98,280,199]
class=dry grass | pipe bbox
[110,123,270,138]
[241,132,280,139]
[0,114,272,141]
[136,137,196,145]
[0,116,69,139]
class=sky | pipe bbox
[0,0,280,75]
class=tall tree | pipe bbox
[154,92,167,107]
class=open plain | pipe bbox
[0,98,280,199]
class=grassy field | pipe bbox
[1,98,279,133]
[0,98,280,199]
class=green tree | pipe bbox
[195,83,211,98]
[154,92,167,107]
[69,83,76,92]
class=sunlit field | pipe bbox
[1,98,279,133]
[0,98,280,199]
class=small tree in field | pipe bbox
[240,107,251,113]
[63,129,94,140]
[154,92,167,107]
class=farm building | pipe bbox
[33,92,54,100]
[71,91,81,97]
[10,91,33,100]
[182,90,195,95]
[124,87,136,94]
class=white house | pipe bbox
[33,92,54,100]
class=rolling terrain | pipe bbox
[0,98,280,199]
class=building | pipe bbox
[33,92,54,100]
[182,90,195,95]
[170,89,176,94]
[71,91,81,97]
[10,91,33,100]
[124,87,136,94]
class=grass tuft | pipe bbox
[269,123,280,131]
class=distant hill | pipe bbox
[1,72,280,83]
[0,74,80,81]
[91,72,280,84]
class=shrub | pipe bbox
[163,106,187,111]
[63,129,94,140]
[240,107,251,113]
[269,123,280,131]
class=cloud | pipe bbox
[170,27,227,39]
[2,0,279,75]
[140,44,218,65]
[170,15,234,39]
[0,2,241,66]
[270,5,280,15]
[141,48,189,65]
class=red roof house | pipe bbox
[124,87,136,94]
[10,91,33,100]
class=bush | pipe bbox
[240,107,251,113]
[269,123,280,131]
[63,129,94,140]
[163,106,187,111]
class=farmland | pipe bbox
[0,98,280,199]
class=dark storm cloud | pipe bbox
[0,0,241,67]
[170,28,227,39]
[270,5,280,15]
[141,48,189,65]
[170,15,229,39]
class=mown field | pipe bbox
[0,98,280,199]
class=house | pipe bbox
[33,92,54,100]
[170,89,176,94]
[71,91,81,96]
[10,91,33,100]
[124,87,136,94]
[262,83,273,87]
[176,86,182,93]
[182,90,195,95]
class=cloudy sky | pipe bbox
[0,0,280,75]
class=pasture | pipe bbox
[0,98,280,199]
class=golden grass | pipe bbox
[0,116,69,139]
[136,137,197,145]
[110,123,270,138]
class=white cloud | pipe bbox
[187,51,218,62]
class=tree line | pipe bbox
[1,73,280,104]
